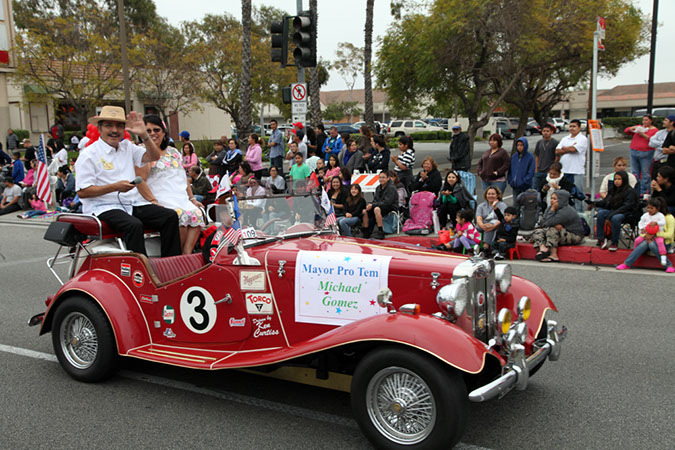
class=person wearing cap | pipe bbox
[448,122,470,172]
[74,105,180,257]
[652,114,675,174]
[287,121,307,146]
[0,175,22,216]
[21,138,36,170]
[179,130,194,153]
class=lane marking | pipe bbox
[0,343,491,450]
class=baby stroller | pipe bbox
[402,191,436,235]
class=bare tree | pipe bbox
[239,0,253,144]
[363,0,375,129]
[308,0,322,126]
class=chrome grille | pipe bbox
[452,257,496,343]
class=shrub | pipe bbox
[13,129,29,142]
[409,131,439,141]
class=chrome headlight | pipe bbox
[517,296,531,321]
[494,264,512,293]
[497,308,512,334]
[436,279,469,318]
[377,288,393,308]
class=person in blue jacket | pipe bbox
[11,151,25,184]
[321,126,343,161]
[508,137,535,203]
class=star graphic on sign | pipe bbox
[336,307,342,314]
[305,301,310,305]
[370,300,376,306]
[344,256,352,262]
[325,291,329,295]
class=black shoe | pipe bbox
[431,244,448,251]
[371,231,385,240]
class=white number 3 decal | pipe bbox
[180,287,217,334]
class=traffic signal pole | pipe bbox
[297,0,305,84]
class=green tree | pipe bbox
[323,101,361,123]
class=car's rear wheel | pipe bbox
[351,347,467,449]
[52,296,117,382]
[394,132,404,137]
[525,130,532,136]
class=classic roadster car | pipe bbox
[31,193,566,449]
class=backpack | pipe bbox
[403,191,436,233]
[516,189,541,231]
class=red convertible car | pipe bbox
[32,193,566,449]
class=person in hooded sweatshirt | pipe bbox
[532,189,585,262]
[508,137,535,204]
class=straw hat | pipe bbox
[88,106,126,125]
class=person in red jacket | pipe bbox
[625,114,658,196]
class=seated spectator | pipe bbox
[651,165,675,214]
[617,197,674,272]
[508,137,535,202]
[0,175,22,216]
[410,156,442,194]
[327,176,348,217]
[188,165,215,204]
[590,170,639,251]
[55,165,76,205]
[339,167,351,186]
[18,192,48,219]
[389,170,408,214]
[598,157,637,199]
[475,186,507,245]
[231,161,253,189]
[438,170,474,230]
[363,171,398,240]
[11,151,24,184]
[181,143,199,172]
[21,159,38,188]
[532,190,585,262]
[315,167,326,190]
[289,152,311,190]
[69,157,77,175]
[366,135,390,173]
[432,209,481,253]
[539,162,575,208]
[264,165,286,194]
[338,139,366,173]
[338,184,366,237]
[489,206,519,260]
[326,154,341,178]
[241,175,266,227]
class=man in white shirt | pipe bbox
[75,106,180,256]
[555,119,588,211]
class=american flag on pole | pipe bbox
[320,188,337,227]
[223,225,241,245]
[35,134,53,205]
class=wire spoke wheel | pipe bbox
[60,312,99,369]
[366,367,436,445]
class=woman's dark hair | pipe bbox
[608,170,630,210]
[328,154,340,169]
[249,133,259,144]
[373,135,387,148]
[643,114,654,124]
[143,114,168,150]
[398,135,414,150]
[305,125,316,143]
[340,132,351,143]
[458,209,474,222]
[316,123,325,132]
[549,162,563,173]
[658,165,675,183]
[346,138,356,149]
[341,166,352,181]
[649,196,668,215]
[346,183,364,207]
[444,170,460,187]
[360,125,373,138]
[488,133,503,148]
[57,164,70,175]
[182,142,194,156]
[227,138,237,146]
[239,161,252,174]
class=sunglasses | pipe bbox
[146,127,162,134]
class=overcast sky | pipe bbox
[156,0,674,92]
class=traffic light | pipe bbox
[292,11,316,68]
[282,86,291,104]
[270,19,288,67]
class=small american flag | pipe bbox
[320,188,337,227]
[223,226,241,245]
[35,135,53,205]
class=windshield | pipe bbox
[208,194,330,241]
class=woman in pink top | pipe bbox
[20,159,38,187]
[181,143,198,172]
[244,133,263,179]
[625,114,658,195]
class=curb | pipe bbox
[384,235,674,271]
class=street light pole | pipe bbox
[646,0,659,114]
[117,0,131,114]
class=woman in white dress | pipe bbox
[136,115,205,254]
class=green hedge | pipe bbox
[409,131,440,141]
[603,116,666,135]
[13,129,29,142]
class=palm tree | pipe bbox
[239,0,253,145]
[363,0,375,129]
[308,0,322,126]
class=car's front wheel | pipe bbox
[525,130,532,136]
[351,347,467,449]
[52,296,117,382]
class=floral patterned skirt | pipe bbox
[174,207,205,228]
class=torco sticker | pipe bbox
[121,263,131,277]
[133,271,144,287]
[229,317,246,327]
[180,287,217,334]
[245,293,273,315]
[163,305,175,324]
[240,270,266,291]
[477,291,486,307]
[163,328,176,339]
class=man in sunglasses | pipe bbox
[74,105,181,257]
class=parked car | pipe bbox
[495,118,515,139]
[632,107,675,117]
[328,123,360,134]
[387,119,444,137]
[34,194,566,449]
[528,120,557,134]
[551,118,567,132]
[352,121,384,133]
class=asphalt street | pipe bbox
[0,223,673,449]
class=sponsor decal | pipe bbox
[133,271,144,287]
[121,263,131,277]
[245,293,273,315]
[240,270,266,291]
[140,294,154,304]
[180,287,217,334]
[163,305,175,324]
[229,317,246,327]
[252,316,279,338]
[163,328,176,339]
[294,251,392,326]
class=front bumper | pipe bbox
[468,320,567,402]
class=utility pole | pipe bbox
[117,0,131,113]
[646,0,659,114]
